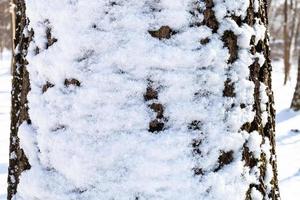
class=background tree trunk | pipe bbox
[283,0,291,84]
[290,50,300,110]
[0,0,12,53]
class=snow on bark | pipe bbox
[9,0,280,199]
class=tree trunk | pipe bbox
[283,0,291,84]
[291,50,300,110]
[9,0,280,199]
[7,0,31,199]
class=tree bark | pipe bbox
[7,0,31,199]
[8,0,280,199]
[223,0,280,198]
[291,50,300,110]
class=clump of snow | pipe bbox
[214,0,250,21]
[246,131,262,159]
[251,187,263,200]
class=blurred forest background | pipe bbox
[0,0,11,54]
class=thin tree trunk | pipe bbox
[291,51,300,110]
[284,0,291,84]
[0,0,12,51]
[7,0,31,199]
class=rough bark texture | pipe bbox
[291,51,300,110]
[7,0,31,199]
[203,0,280,199]
[243,1,280,199]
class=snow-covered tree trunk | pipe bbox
[8,0,31,199]
[9,0,280,199]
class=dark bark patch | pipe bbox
[192,138,202,155]
[255,40,264,53]
[244,1,255,26]
[189,22,202,28]
[249,116,261,133]
[149,119,164,133]
[188,120,203,130]
[243,145,258,168]
[240,103,246,109]
[231,15,243,26]
[194,89,211,97]
[34,46,40,55]
[193,167,204,176]
[109,1,118,6]
[263,121,273,138]
[215,150,234,171]
[222,30,238,63]
[42,81,54,93]
[250,35,256,45]
[144,87,158,101]
[200,38,210,45]
[46,28,57,48]
[148,26,175,40]
[41,20,57,49]
[202,0,219,32]
[192,138,202,148]
[259,63,269,84]
[241,122,251,132]
[144,81,166,133]
[205,0,214,8]
[223,79,235,97]
[250,46,256,55]
[92,24,97,29]
[150,103,164,119]
[64,78,81,87]
[202,8,219,32]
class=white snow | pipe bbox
[272,60,300,200]
[13,0,261,199]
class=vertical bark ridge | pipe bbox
[8,0,31,199]
[243,0,280,199]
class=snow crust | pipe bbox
[14,0,270,199]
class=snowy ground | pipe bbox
[0,52,299,199]
[273,60,300,200]
[0,51,11,200]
